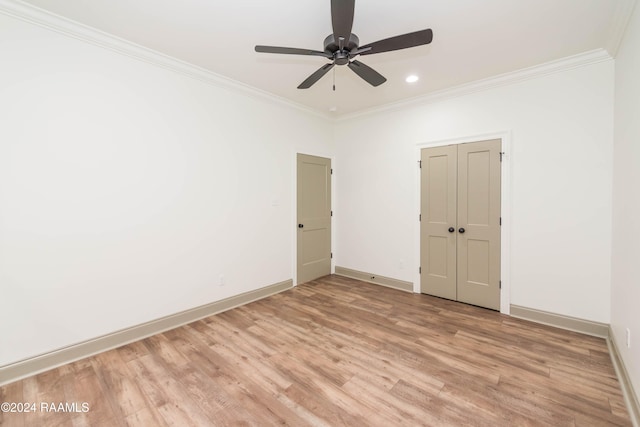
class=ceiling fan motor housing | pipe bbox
[324,33,359,65]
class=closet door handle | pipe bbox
[458,227,465,234]
[448,227,455,233]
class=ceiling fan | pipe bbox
[255,0,433,89]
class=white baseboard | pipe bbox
[0,279,292,386]
[334,266,413,292]
[608,326,640,427]
[510,304,609,338]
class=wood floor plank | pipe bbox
[19,377,39,427]
[0,380,25,427]
[141,335,189,370]
[341,374,427,425]
[451,329,553,377]
[390,379,485,426]
[124,407,168,427]
[0,275,632,426]
[437,383,550,426]
[127,354,214,426]
[116,341,150,363]
[498,370,630,425]
[64,364,119,427]
[90,351,148,418]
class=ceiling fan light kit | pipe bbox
[255,0,433,89]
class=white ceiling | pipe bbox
[16,0,634,116]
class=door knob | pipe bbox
[458,227,465,234]
[448,227,455,233]
[298,224,304,228]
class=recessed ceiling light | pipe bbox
[329,106,338,112]
[405,75,419,83]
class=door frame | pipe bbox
[292,151,336,286]
[415,131,512,314]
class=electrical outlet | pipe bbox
[219,274,225,286]
[626,328,631,349]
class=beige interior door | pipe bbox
[297,154,331,284]
[420,139,501,310]
[420,145,457,300]
[456,140,501,310]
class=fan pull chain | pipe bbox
[333,66,336,91]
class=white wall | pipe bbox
[0,14,332,366]
[612,1,640,404]
[0,5,623,373]
[334,60,614,323]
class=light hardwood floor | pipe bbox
[0,275,632,426]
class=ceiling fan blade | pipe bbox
[255,45,332,58]
[298,63,335,89]
[359,29,433,55]
[331,0,355,45]
[347,60,386,87]
[349,46,372,56]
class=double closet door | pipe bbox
[420,139,501,310]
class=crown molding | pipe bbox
[337,48,613,121]
[606,0,637,57]
[0,0,332,121]
[0,0,623,123]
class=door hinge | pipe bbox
[499,280,502,289]
[419,267,422,274]
[331,211,333,217]
[331,168,333,175]
[419,214,421,222]
[499,152,505,162]
[418,160,422,169]
[331,252,333,259]
[499,217,502,225]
